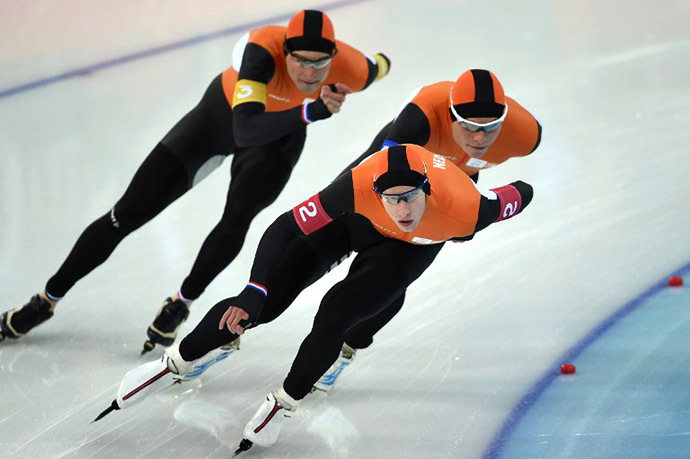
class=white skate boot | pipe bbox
[313,343,356,393]
[241,388,300,448]
[93,342,192,421]
[178,337,241,381]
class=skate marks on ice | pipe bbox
[174,400,241,449]
[304,391,360,455]
[1,381,122,458]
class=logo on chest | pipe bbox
[372,221,399,237]
[268,93,291,103]
[432,154,446,170]
[465,158,496,169]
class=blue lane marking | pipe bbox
[483,261,690,459]
[0,0,369,100]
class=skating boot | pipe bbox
[141,297,190,355]
[234,388,299,454]
[94,341,192,421]
[0,294,54,342]
[178,337,241,381]
[312,343,356,392]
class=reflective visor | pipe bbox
[450,100,508,132]
[290,52,333,69]
[373,178,429,204]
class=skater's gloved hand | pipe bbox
[490,180,534,222]
[219,305,250,335]
[372,53,391,80]
[509,181,533,209]
[218,286,265,335]
[305,83,352,122]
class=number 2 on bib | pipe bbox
[292,193,334,234]
[298,202,317,221]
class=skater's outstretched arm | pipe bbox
[219,172,355,334]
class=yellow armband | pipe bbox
[232,79,267,108]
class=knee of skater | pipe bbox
[105,207,141,233]
[214,213,253,237]
[313,310,350,336]
[110,208,148,233]
[220,196,278,229]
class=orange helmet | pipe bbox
[373,145,430,195]
[450,69,506,119]
[285,10,336,55]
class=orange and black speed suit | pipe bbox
[44,25,388,301]
[178,144,533,400]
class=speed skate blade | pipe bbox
[140,339,156,356]
[92,400,120,422]
[233,439,253,456]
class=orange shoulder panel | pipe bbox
[484,97,540,158]
[410,81,453,125]
[322,40,369,92]
[458,97,540,172]
[249,26,287,57]
[221,26,286,104]
[409,82,467,164]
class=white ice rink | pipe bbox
[2,1,690,457]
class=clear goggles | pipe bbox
[449,93,508,132]
[373,178,428,205]
[289,52,335,69]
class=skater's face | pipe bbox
[286,50,332,93]
[451,117,502,159]
[379,185,427,232]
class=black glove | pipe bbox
[373,53,391,80]
[305,94,333,122]
[489,180,534,222]
[234,285,267,328]
[510,180,534,212]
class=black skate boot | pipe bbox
[141,297,190,355]
[0,294,54,341]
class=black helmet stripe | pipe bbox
[303,10,324,37]
[387,145,411,172]
[471,69,496,103]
